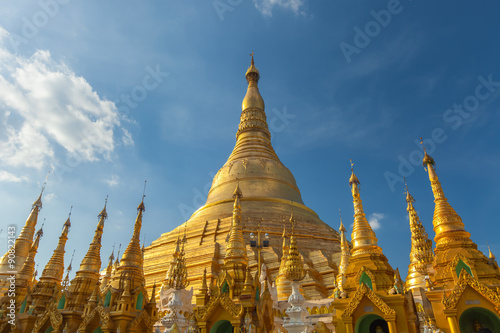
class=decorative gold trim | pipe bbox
[32,303,63,333]
[196,292,243,321]
[442,270,500,309]
[354,266,376,284]
[447,253,475,271]
[78,305,111,331]
[341,283,396,319]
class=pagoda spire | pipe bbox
[76,197,107,274]
[420,139,471,246]
[0,178,47,275]
[487,242,495,260]
[238,52,268,137]
[226,53,281,166]
[15,226,43,305]
[65,198,108,311]
[420,141,500,288]
[276,222,291,301]
[62,250,75,290]
[116,184,147,288]
[337,210,350,292]
[163,231,189,291]
[40,210,71,284]
[284,210,305,282]
[348,160,381,256]
[404,179,433,291]
[342,161,394,293]
[223,183,248,296]
[100,247,115,291]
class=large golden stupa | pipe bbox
[144,56,341,299]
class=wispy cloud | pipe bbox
[0,26,127,170]
[0,169,29,183]
[368,212,384,230]
[106,174,120,187]
[253,0,306,17]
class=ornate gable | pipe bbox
[442,270,500,310]
[341,283,396,319]
[32,303,63,333]
[196,292,243,321]
[78,304,112,331]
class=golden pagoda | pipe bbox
[0,186,44,294]
[330,163,418,333]
[1,56,500,333]
[420,145,500,333]
[15,212,71,333]
[144,55,341,301]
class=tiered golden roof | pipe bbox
[113,196,146,288]
[284,211,305,282]
[404,180,433,291]
[14,227,43,307]
[65,199,108,312]
[422,147,500,289]
[164,234,189,290]
[223,184,248,296]
[337,212,350,291]
[343,163,394,293]
[0,187,44,285]
[39,214,71,284]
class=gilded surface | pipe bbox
[405,183,434,291]
[341,283,396,319]
[144,56,341,301]
[442,270,500,310]
[196,292,242,321]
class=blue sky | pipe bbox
[0,0,499,282]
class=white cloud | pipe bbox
[253,0,305,17]
[44,193,56,202]
[122,128,134,146]
[0,27,128,170]
[368,212,384,230]
[0,169,29,182]
[106,174,120,187]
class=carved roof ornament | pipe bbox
[348,160,381,256]
[341,283,396,319]
[284,205,306,281]
[195,292,242,321]
[404,179,434,293]
[442,269,500,309]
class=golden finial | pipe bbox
[109,244,115,262]
[339,209,345,233]
[349,159,360,185]
[98,195,108,218]
[115,244,121,266]
[233,181,243,199]
[33,170,50,209]
[62,206,72,233]
[404,178,415,204]
[486,241,495,259]
[138,181,147,212]
[420,137,435,167]
[68,249,75,272]
[38,219,45,237]
[245,51,260,82]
